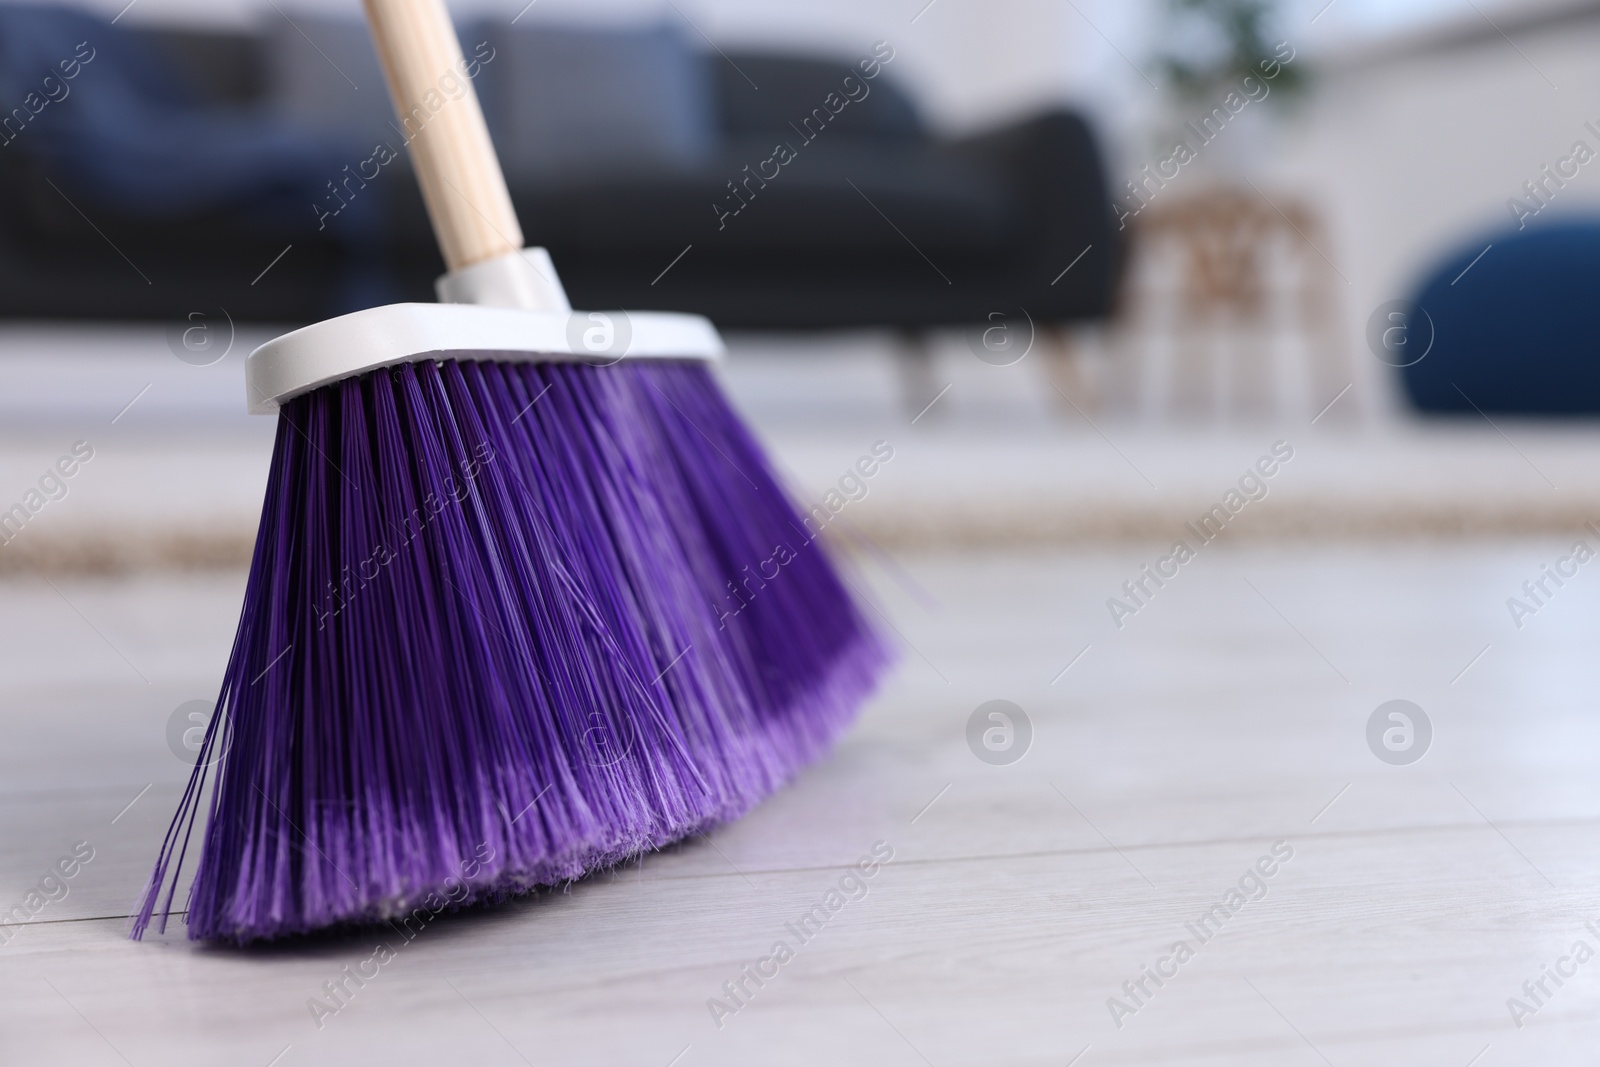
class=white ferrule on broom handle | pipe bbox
[363,0,522,273]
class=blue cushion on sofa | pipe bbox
[480,22,716,180]
[264,17,714,182]
[264,14,391,142]
[1402,221,1600,415]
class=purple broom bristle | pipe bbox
[132,358,890,943]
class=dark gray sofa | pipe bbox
[0,12,1121,331]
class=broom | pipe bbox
[132,0,889,943]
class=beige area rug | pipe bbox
[4,423,1600,574]
[9,324,1597,571]
[824,425,1600,547]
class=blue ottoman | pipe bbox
[1401,221,1600,415]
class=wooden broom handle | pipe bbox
[363,0,522,271]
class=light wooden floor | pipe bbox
[3,542,1599,1065]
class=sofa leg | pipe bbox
[896,330,946,422]
[1041,325,1096,415]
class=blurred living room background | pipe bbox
[5,0,1600,563]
